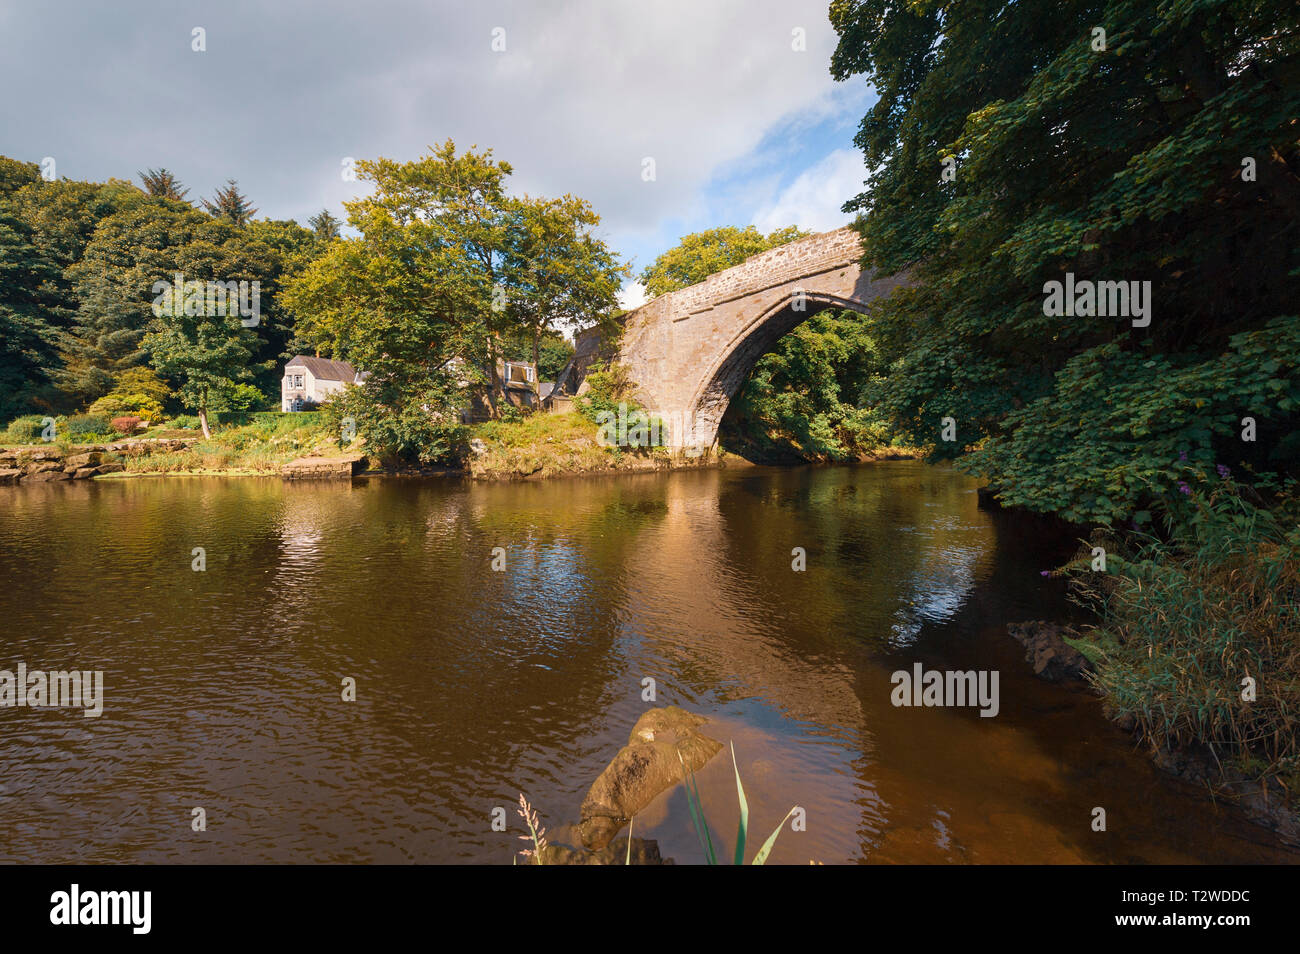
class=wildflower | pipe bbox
[1216,464,1230,479]
[1177,481,1191,495]
[1040,570,1051,577]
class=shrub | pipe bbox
[169,415,200,430]
[110,416,142,434]
[64,414,111,440]
[88,392,165,422]
[4,414,50,443]
[218,383,268,414]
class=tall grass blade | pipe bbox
[751,807,797,866]
[730,741,749,866]
[678,749,717,865]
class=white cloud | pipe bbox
[618,281,649,311]
[751,148,868,234]
[0,1,872,265]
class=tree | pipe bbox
[144,242,264,438]
[283,141,514,457]
[62,202,213,401]
[307,209,341,241]
[829,0,1300,522]
[201,179,257,227]
[502,194,625,370]
[638,225,809,297]
[138,168,189,202]
[0,205,63,419]
[0,157,40,199]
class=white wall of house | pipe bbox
[282,366,350,411]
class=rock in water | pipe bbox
[578,705,722,850]
[1007,620,1093,682]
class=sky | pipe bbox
[0,0,876,308]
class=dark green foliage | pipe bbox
[321,378,464,465]
[63,413,110,439]
[307,209,341,241]
[830,0,1300,518]
[723,309,893,460]
[0,205,64,418]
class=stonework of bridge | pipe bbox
[610,225,907,453]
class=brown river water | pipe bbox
[1,462,1295,864]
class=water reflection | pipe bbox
[0,464,1294,864]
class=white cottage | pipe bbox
[281,355,365,411]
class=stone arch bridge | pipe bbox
[588,226,907,453]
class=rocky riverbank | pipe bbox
[0,440,195,483]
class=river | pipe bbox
[1,462,1294,863]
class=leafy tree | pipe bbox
[0,205,63,419]
[829,0,1300,521]
[144,253,264,438]
[502,194,625,370]
[723,309,891,460]
[638,225,809,297]
[284,141,519,458]
[201,179,258,227]
[62,202,214,401]
[138,168,189,201]
[0,157,40,198]
[307,209,341,240]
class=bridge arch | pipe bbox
[605,226,908,453]
[684,291,872,450]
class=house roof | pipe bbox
[285,355,361,382]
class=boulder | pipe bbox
[95,461,124,475]
[537,837,673,865]
[25,461,63,474]
[26,469,70,481]
[72,467,99,480]
[64,451,104,469]
[577,706,722,850]
[0,454,17,468]
[1007,620,1093,682]
[281,455,366,479]
[18,448,62,464]
[0,468,22,484]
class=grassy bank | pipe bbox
[467,411,681,479]
[1066,487,1300,820]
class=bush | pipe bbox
[321,380,462,465]
[4,414,50,443]
[110,416,142,434]
[1070,487,1300,796]
[88,392,165,422]
[64,414,111,440]
[168,415,200,430]
[217,383,268,414]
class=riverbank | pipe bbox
[0,410,921,484]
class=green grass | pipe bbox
[468,410,669,479]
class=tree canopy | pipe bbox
[830,0,1300,522]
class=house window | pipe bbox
[292,374,303,388]
[526,366,534,383]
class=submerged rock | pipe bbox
[578,705,722,850]
[1007,620,1093,683]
